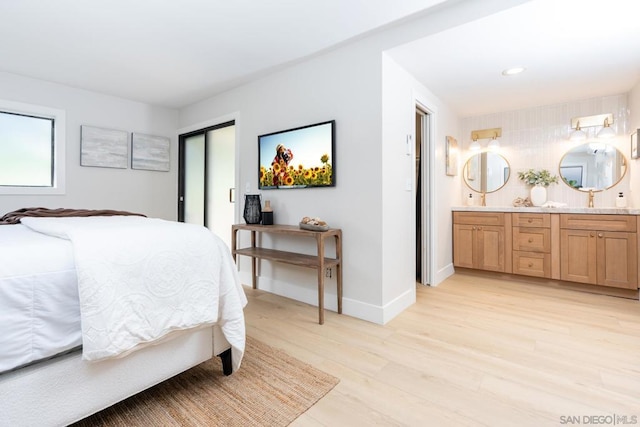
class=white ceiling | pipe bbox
[0,0,445,108]
[1,0,638,115]
[389,0,640,117]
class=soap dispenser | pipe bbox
[615,192,627,208]
[466,193,474,206]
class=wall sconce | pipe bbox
[569,113,614,141]
[597,117,615,139]
[470,127,502,151]
[487,136,500,150]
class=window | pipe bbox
[0,100,65,195]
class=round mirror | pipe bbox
[559,143,627,192]
[463,152,510,193]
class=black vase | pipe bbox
[243,194,262,224]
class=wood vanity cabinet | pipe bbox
[512,213,551,278]
[453,210,639,296]
[560,214,638,289]
[453,212,510,273]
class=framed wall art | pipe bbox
[258,120,335,189]
[445,136,458,176]
[131,133,171,172]
[80,125,129,169]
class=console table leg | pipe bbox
[317,235,325,325]
[251,258,257,289]
[335,233,342,314]
[337,263,343,314]
[251,230,257,289]
[317,267,325,325]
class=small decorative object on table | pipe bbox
[512,196,533,207]
[243,194,262,224]
[517,169,559,207]
[299,216,329,231]
[262,200,274,225]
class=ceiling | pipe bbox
[0,0,445,108]
[389,0,640,117]
[1,1,638,115]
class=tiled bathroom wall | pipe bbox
[460,94,632,208]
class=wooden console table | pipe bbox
[231,224,342,324]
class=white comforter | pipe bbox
[20,216,247,371]
[0,224,80,373]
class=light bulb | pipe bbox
[597,126,615,139]
[569,128,586,141]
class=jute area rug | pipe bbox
[72,336,339,426]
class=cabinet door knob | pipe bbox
[478,226,482,230]
[527,218,533,223]
[590,232,595,237]
[528,262,533,267]
[528,238,533,243]
[598,233,604,238]
[472,226,476,230]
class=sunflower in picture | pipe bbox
[263,151,333,187]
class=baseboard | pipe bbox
[432,262,455,287]
[242,272,416,325]
[242,273,341,312]
[380,286,416,324]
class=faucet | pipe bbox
[481,192,486,206]
[588,189,594,207]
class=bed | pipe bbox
[0,209,247,426]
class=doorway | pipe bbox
[415,107,431,285]
[178,120,236,248]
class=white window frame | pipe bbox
[0,99,66,195]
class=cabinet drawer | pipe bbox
[513,227,550,252]
[513,251,550,278]
[560,214,636,232]
[512,213,550,228]
[453,212,505,226]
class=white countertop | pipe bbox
[452,206,640,215]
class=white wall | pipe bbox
[0,72,179,219]
[381,54,462,321]
[180,38,385,322]
[460,94,632,208]
[178,0,515,323]
[628,82,640,208]
[381,54,418,319]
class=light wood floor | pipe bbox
[243,272,640,427]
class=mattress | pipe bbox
[0,224,81,373]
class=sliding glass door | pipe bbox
[178,121,235,247]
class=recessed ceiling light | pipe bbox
[502,67,526,76]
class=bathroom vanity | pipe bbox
[453,207,640,299]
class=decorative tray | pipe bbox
[299,222,329,232]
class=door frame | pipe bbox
[415,99,435,286]
[176,113,239,223]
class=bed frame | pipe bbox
[0,324,232,426]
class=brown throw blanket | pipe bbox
[0,207,146,225]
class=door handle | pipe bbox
[229,188,235,203]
